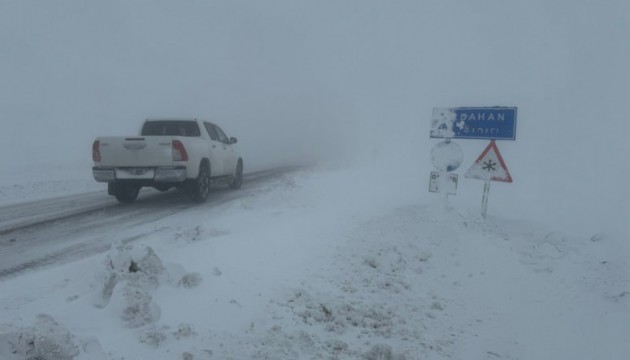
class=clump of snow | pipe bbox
[136,323,212,359]
[96,242,166,308]
[137,323,196,348]
[178,272,202,288]
[94,242,202,328]
[108,280,161,328]
[0,314,105,360]
[288,291,398,335]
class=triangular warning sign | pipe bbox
[465,140,513,182]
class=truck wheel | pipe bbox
[187,162,210,203]
[111,183,140,203]
[229,160,243,190]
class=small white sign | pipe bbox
[431,140,463,172]
[429,171,458,195]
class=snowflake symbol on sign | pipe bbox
[482,160,497,172]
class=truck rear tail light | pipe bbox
[92,140,101,162]
[172,140,188,161]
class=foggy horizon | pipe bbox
[1,0,628,236]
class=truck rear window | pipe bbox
[141,121,201,137]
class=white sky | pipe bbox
[1,0,628,235]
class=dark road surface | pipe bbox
[0,167,296,280]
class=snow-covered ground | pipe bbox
[0,161,101,206]
[0,164,628,359]
[2,0,629,358]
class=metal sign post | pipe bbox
[481,181,490,219]
[465,140,513,219]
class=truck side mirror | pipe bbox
[230,137,238,144]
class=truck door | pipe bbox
[203,122,225,176]
[214,125,238,176]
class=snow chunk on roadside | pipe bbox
[0,314,106,360]
[96,242,165,307]
[288,290,397,336]
[106,280,161,328]
[95,242,202,308]
[93,242,202,328]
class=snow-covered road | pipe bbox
[0,168,295,279]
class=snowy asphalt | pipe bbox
[0,167,296,280]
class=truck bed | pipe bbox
[96,136,180,167]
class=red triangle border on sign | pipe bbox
[472,140,513,183]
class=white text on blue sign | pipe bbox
[431,107,517,140]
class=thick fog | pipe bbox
[1,0,628,235]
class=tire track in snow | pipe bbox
[0,166,302,280]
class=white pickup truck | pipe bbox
[92,119,243,203]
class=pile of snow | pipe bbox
[0,314,105,360]
[0,240,207,359]
[93,242,210,358]
[97,243,165,328]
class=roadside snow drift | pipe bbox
[0,314,106,360]
[0,167,628,359]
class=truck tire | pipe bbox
[187,162,210,203]
[229,159,243,190]
[110,183,141,203]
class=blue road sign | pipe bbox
[431,107,517,140]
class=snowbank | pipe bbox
[0,314,106,360]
